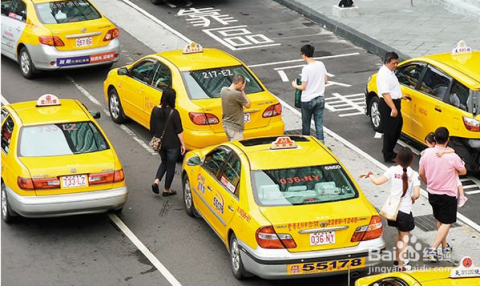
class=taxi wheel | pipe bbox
[1,181,14,223]
[183,175,195,217]
[230,234,247,279]
[19,47,36,79]
[109,89,127,123]
[369,96,383,132]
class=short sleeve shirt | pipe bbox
[383,166,420,214]
[221,87,248,131]
[300,61,327,102]
[149,106,183,149]
[377,65,402,99]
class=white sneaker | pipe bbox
[458,195,468,208]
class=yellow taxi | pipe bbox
[355,257,480,286]
[364,41,480,174]
[1,0,120,79]
[181,135,385,279]
[1,94,127,222]
[103,42,284,150]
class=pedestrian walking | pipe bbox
[419,127,467,262]
[360,147,420,271]
[376,52,410,162]
[150,88,186,197]
[221,74,251,141]
[291,44,328,143]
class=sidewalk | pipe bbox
[273,0,480,59]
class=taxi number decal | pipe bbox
[279,175,320,185]
[202,69,232,79]
[287,258,364,275]
[244,113,250,123]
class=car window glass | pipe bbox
[151,62,172,90]
[370,277,409,286]
[7,0,26,21]
[1,116,15,154]
[130,60,157,84]
[19,121,109,157]
[1,0,12,16]
[219,154,241,197]
[35,0,101,24]
[182,65,264,100]
[1,108,9,124]
[203,148,230,179]
[396,64,424,89]
[448,81,470,111]
[419,66,451,99]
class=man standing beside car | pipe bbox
[377,52,409,163]
[221,74,251,141]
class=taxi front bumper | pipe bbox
[26,39,120,71]
[6,184,127,218]
[238,237,385,279]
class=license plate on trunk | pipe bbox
[310,231,335,245]
[62,175,87,188]
[76,37,92,47]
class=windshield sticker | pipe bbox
[324,165,341,170]
[221,176,236,193]
[279,175,320,185]
[62,123,77,131]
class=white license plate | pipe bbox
[244,113,250,123]
[310,231,335,245]
[76,37,92,47]
[62,175,87,188]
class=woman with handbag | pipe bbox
[360,147,420,271]
[150,88,186,197]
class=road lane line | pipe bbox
[108,214,183,286]
[249,52,360,68]
[466,190,480,195]
[277,70,289,82]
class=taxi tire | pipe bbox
[19,47,36,79]
[108,88,128,124]
[369,96,383,132]
[1,181,14,223]
[230,234,248,279]
[183,175,196,217]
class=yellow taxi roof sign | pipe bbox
[271,136,297,150]
[36,94,60,107]
[450,256,480,278]
[183,42,204,54]
[452,40,472,55]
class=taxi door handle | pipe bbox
[228,205,234,212]
[435,107,442,112]
[207,186,213,191]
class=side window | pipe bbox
[448,81,470,111]
[419,66,451,99]
[1,108,10,124]
[203,148,230,179]
[8,0,26,21]
[1,0,12,16]
[130,60,157,84]
[219,154,241,197]
[1,116,15,154]
[151,62,172,90]
[396,63,424,89]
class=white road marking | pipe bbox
[374,132,383,139]
[466,190,480,195]
[248,52,360,68]
[203,26,281,51]
[1,94,9,105]
[108,214,183,286]
[277,70,289,82]
[339,111,364,117]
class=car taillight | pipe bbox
[255,226,296,249]
[17,177,34,190]
[189,112,219,125]
[351,216,383,242]
[17,176,60,190]
[39,36,65,47]
[89,170,125,185]
[262,103,282,118]
[463,116,480,132]
[114,169,125,182]
[103,28,119,41]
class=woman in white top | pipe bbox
[361,147,421,271]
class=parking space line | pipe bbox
[248,52,360,68]
[466,190,480,195]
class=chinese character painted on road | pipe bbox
[177,7,237,27]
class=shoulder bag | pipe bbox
[149,109,174,152]
[379,187,407,221]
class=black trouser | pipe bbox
[379,98,403,160]
[155,147,179,189]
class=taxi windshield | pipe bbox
[19,121,109,157]
[182,65,264,100]
[252,164,358,206]
[35,0,101,24]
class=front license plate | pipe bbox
[76,37,92,47]
[62,175,87,188]
[287,258,365,275]
[244,113,250,123]
[310,231,335,245]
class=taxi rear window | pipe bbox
[252,164,358,206]
[18,121,109,157]
[35,0,101,24]
[182,65,264,100]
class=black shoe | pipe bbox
[151,183,159,194]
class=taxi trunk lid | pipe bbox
[259,199,374,252]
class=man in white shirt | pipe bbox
[291,44,328,143]
[376,52,409,163]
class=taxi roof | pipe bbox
[7,99,90,126]
[154,48,242,72]
[232,136,338,170]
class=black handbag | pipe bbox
[149,109,173,152]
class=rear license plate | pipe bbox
[310,231,335,245]
[62,175,87,188]
[244,113,250,123]
[287,258,365,275]
[76,37,92,47]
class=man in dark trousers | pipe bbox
[376,52,409,162]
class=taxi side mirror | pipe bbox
[186,156,202,166]
[118,67,128,76]
[90,110,101,119]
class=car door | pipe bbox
[395,62,426,138]
[410,65,452,142]
[1,113,17,193]
[146,61,173,111]
[1,0,27,60]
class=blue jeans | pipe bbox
[301,96,325,143]
[155,147,179,189]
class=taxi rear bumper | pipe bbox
[6,184,127,218]
[26,39,120,71]
[238,237,385,279]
